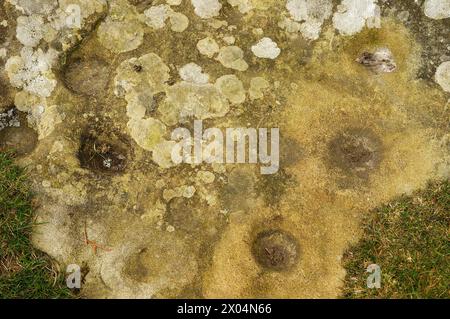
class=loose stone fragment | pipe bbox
[32,104,63,140]
[0,49,6,59]
[356,48,397,74]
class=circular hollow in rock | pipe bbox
[63,57,110,96]
[77,132,128,174]
[328,128,382,177]
[252,229,299,271]
[0,126,38,156]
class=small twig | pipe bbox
[83,221,112,255]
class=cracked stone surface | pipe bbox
[0,0,449,298]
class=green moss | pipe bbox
[0,152,73,299]
[342,180,450,299]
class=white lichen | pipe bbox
[5,47,58,98]
[144,5,171,29]
[0,108,20,131]
[332,0,381,36]
[7,0,57,15]
[284,0,332,40]
[424,0,450,20]
[143,5,189,32]
[191,0,222,19]
[251,37,281,59]
[16,15,45,47]
[179,63,210,84]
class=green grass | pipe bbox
[0,152,73,299]
[342,180,450,299]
